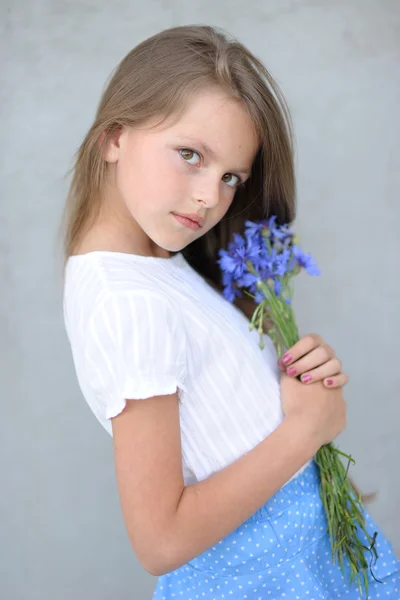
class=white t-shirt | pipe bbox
[63,251,311,486]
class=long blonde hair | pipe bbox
[62,25,296,287]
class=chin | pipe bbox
[155,235,194,254]
[152,226,207,254]
[165,241,189,253]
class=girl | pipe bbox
[62,26,399,599]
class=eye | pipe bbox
[179,148,201,165]
[222,173,242,188]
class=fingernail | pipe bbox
[301,374,312,383]
[277,359,285,371]
[326,379,334,386]
[282,353,292,364]
[287,366,296,376]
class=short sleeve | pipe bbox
[84,291,188,419]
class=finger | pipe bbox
[296,358,342,383]
[278,358,285,371]
[282,333,325,366]
[323,373,349,388]
[285,348,339,379]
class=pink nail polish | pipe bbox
[326,379,333,386]
[302,374,312,383]
[287,366,296,376]
[282,353,292,364]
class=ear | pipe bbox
[100,127,123,163]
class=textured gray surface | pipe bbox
[1,1,399,598]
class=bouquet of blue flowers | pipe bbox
[218,217,379,598]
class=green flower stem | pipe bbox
[257,281,294,348]
[249,279,378,598]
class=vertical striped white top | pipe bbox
[63,251,311,486]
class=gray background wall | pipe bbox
[1,1,399,598]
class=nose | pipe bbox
[194,176,220,209]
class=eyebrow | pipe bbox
[175,136,252,176]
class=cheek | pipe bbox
[204,193,234,232]
[115,151,139,197]
[115,147,158,201]
[163,153,189,189]
[140,150,183,193]
[218,189,236,216]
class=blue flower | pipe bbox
[274,278,282,297]
[218,251,239,275]
[237,272,259,288]
[221,270,241,302]
[244,220,268,237]
[274,248,291,277]
[292,246,321,276]
[218,230,263,281]
[218,217,320,304]
[217,234,246,278]
[266,216,294,242]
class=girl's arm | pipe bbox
[111,390,323,577]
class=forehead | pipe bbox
[158,88,260,161]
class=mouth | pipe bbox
[172,212,205,231]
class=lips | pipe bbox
[173,212,205,228]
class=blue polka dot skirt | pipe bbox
[153,460,400,599]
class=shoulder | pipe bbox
[65,251,173,303]
[63,252,182,341]
[65,250,157,287]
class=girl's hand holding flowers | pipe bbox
[278,333,349,389]
[279,372,347,447]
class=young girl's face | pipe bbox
[104,87,259,255]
